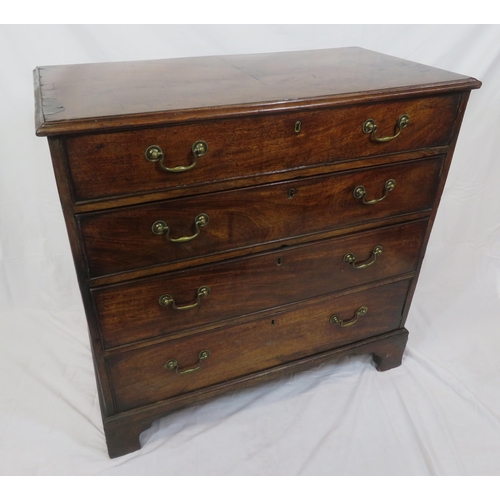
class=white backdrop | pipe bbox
[1,24,500,476]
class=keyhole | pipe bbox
[277,257,282,266]
[288,188,296,199]
[294,121,302,133]
[271,319,275,326]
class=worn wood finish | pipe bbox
[103,327,410,457]
[34,47,480,136]
[87,212,429,288]
[65,95,457,203]
[35,48,480,458]
[107,279,410,412]
[72,147,449,213]
[79,157,441,278]
[93,220,427,349]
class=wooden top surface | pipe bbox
[34,47,481,136]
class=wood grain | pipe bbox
[34,47,480,135]
[79,156,442,278]
[106,279,411,412]
[65,95,457,202]
[92,219,427,349]
[34,47,481,458]
[102,327,409,457]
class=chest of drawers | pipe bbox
[34,47,481,458]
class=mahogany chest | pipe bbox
[34,47,481,458]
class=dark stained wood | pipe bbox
[46,137,116,417]
[87,213,428,288]
[103,327,409,457]
[372,328,408,371]
[72,147,449,213]
[79,156,442,278]
[103,417,154,459]
[400,91,473,326]
[34,47,480,136]
[65,95,457,203]
[35,47,480,458]
[106,279,411,412]
[102,273,415,356]
[92,220,427,349]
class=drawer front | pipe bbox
[106,279,411,412]
[93,220,427,348]
[80,157,441,278]
[66,95,459,202]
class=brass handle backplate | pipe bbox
[159,286,211,310]
[145,140,208,172]
[152,213,209,243]
[165,350,211,375]
[343,245,383,269]
[330,307,368,328]
[362,114,410,143]
[353,179,396,205]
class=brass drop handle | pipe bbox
[362,114,410,143]
[165,350,211,375]
[330,307,368,328]
[353,179,396,205]
[159,286,211,310]
[145,140,208,172]
[343,245,383,269]
[152,213,209,243]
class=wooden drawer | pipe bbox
[66,94,459,202]
[79,157,441,278]
[106,279,411,412]
[93,219,426,349]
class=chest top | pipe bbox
[34,46,480,136]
